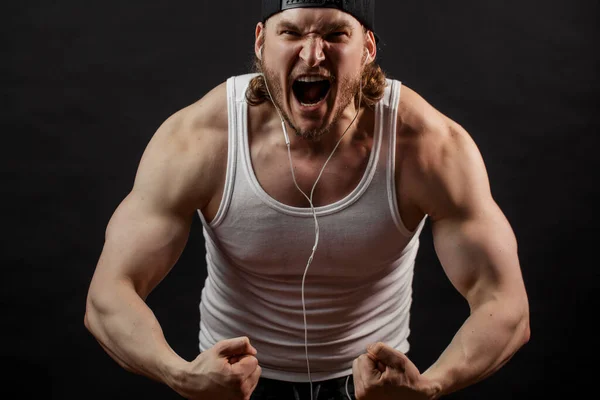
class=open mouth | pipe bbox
[292,76,332,107]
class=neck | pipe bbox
[285,101,369,156]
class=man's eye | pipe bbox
[326,32,347,40]
[282,30,301,37]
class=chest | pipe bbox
[250,138,373,208]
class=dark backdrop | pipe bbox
[3,0,598,398]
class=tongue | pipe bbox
[296,81,329,104]
[304,85,323,104]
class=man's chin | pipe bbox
[288,100,333,139]
[293,124,331,141]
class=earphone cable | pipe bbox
[264,72,363,400]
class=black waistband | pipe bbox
[252,375,355,400]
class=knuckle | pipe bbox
[382,375,395,385]
[212,341,224,352]
[248,355,259,367]
[371,342,385,354]
[227,371,244,386]
[235,372,246,384]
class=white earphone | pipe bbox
[260,44,366,400]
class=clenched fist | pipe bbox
[170,336,262,400]
[352,342,440,400]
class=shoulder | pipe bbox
[396,85,477,167]
[144,80,229,175]
[396,85,492,220]
[133,81,230,211]
[170,80,229,145]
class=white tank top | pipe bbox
[198,73,426,382]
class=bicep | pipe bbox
[415,121,526,308]
[89,117,200,300]
[88,84,227,301]
[432,204,524,308]
[93,189,194,299]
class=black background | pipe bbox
[3,0,598,398]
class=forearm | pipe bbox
[422,297,530,397]
[84,280,185,386]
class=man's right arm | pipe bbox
[84,83,261,399]
[84,173,196,384]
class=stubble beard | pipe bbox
[261,59,363,142]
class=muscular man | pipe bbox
[84,1,530,399]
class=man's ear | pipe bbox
[255,22,265,60]
[364,29,377,65]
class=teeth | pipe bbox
[297,76,329,83]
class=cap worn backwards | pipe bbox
[261,0,378,41]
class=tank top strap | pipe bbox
[202,75,256,228]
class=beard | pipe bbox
[260,58,363,141]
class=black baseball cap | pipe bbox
[261,0,379,43]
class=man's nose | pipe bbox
[299,37,325,67]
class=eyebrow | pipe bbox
[325,21,354,33]
[276,20,302,31]
[276,19,354,33]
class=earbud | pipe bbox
[258,45,263,60]
[363,48,370,66]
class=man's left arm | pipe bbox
[352,93,530,400]
[418,119,531,396]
